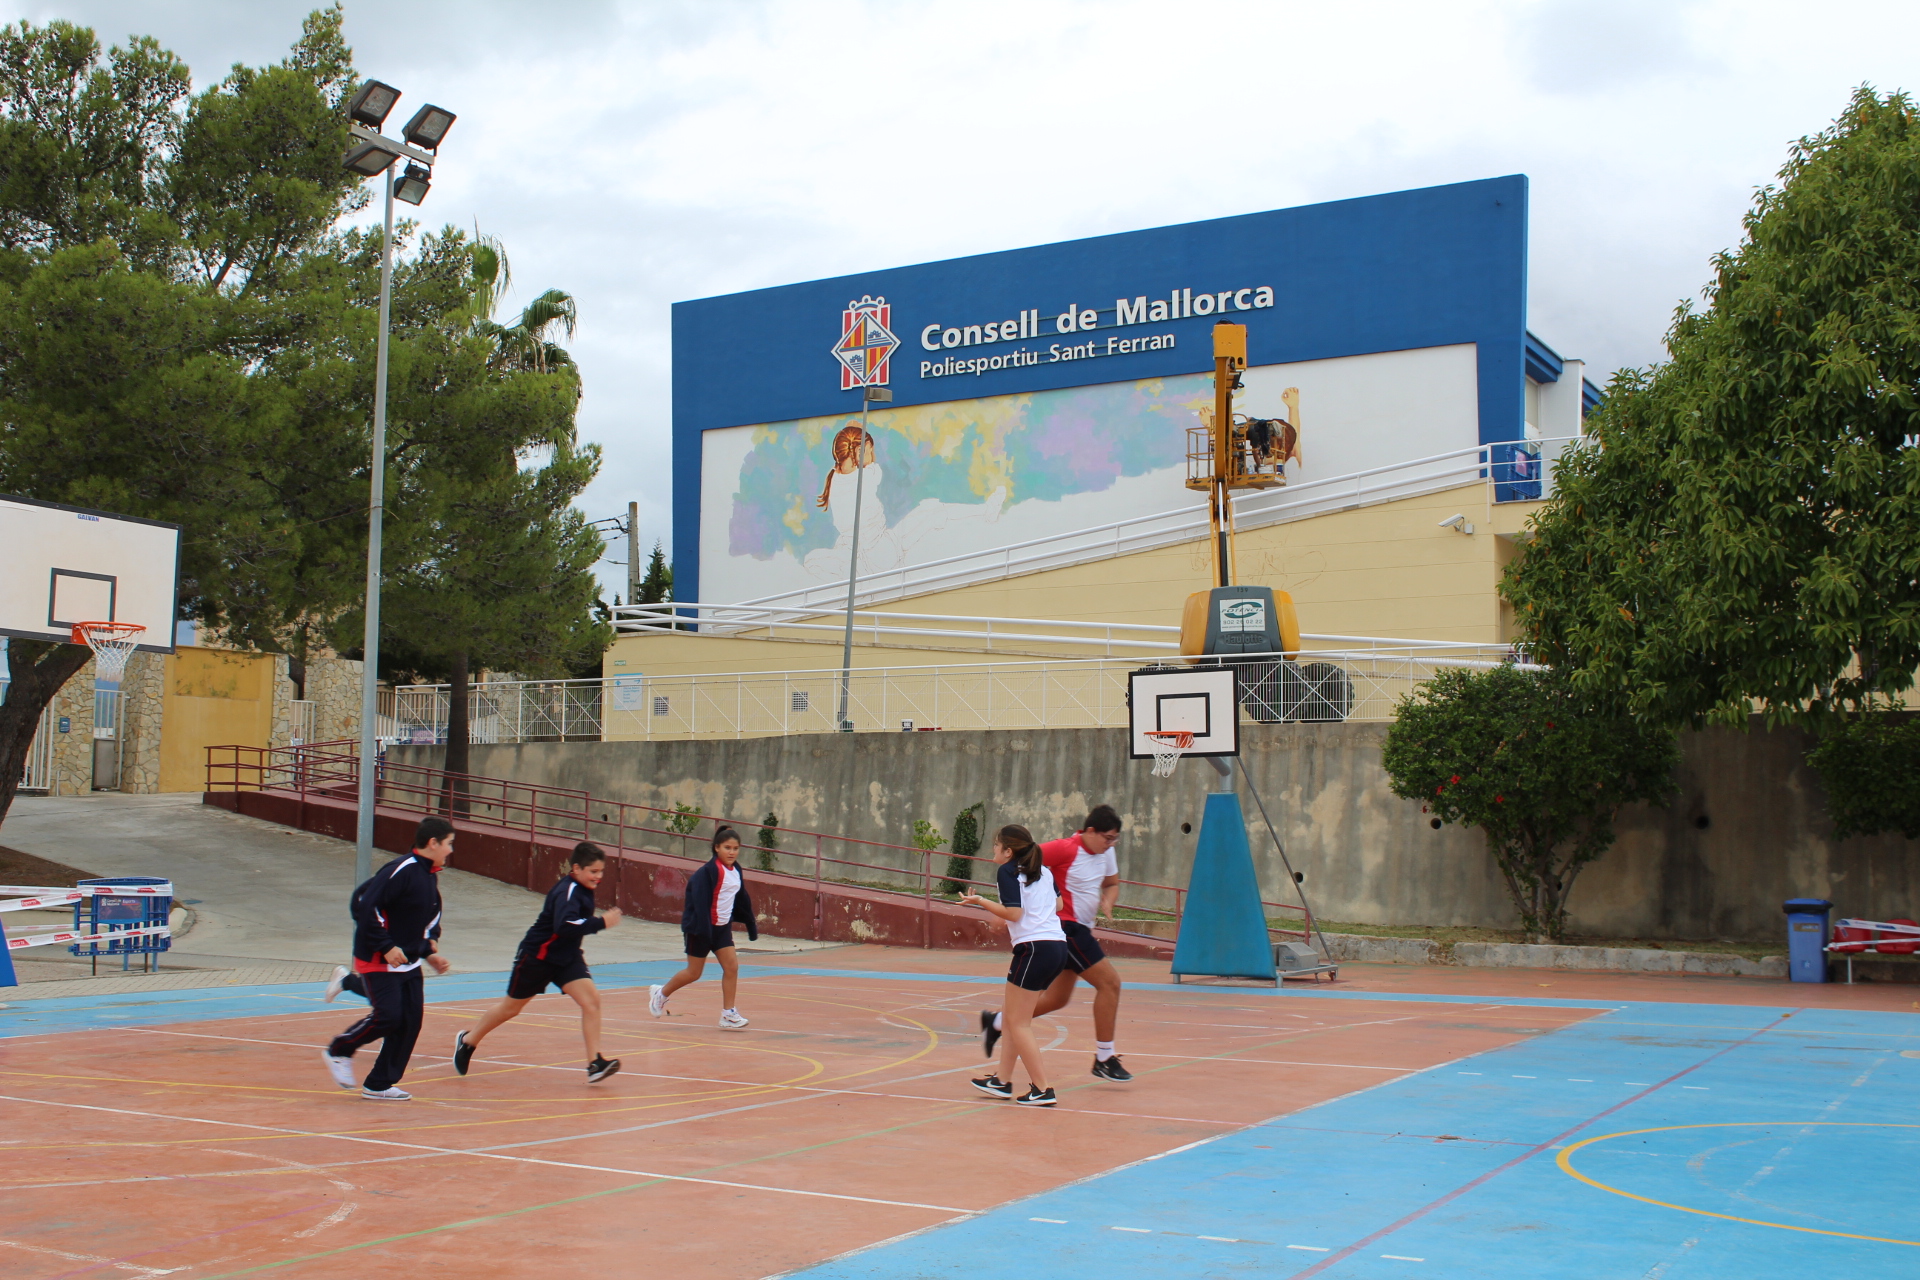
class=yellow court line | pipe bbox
[1558,1122,1920,1246]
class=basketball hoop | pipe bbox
[71,621,146,681]
[1145,730,1194,778]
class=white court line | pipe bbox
[1110,1226,1151,1233]
[1288,1244,1330,1251]
[0,1236,181,1275]
[0,1092,972,1215]
[1383,1254,1426,1261]
[1030,1217,1066,1223]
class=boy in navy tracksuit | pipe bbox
[451,842,625,1083]
[649,826,757,1029]
[321,816,454,1101]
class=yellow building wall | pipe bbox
[156,646,278,792]
[608,481,1546,693]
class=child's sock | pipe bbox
[993,1012,1004,1031]
[1095,1041,1116,1062]
[724,1007,738,1016]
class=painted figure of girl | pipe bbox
[804,422,897,578]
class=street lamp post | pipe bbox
[836,385,890,731]
[340,81,456,884]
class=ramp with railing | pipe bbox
[205,740,1315,956]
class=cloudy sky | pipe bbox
[22,0,1920,592]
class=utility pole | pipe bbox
[626,501,640,606]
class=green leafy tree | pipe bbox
[367,231,609,794]
[665,803,703,837]
[1381,665,1679,941]
[1807,714,1920,839]
[638,540,672,605]
[756,811,780,871]
[941,802,984,896]
[0,9,371,821]
[1505,89,1920,731]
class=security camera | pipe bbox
[1438,514,1474,534]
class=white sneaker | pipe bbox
[719,1010,749,1031]
[648,984,667,1018]
[321,1049,355,1090]
[361,1085,411,1101]
[323,965,348,1003]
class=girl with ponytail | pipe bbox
[959,823,1066,1106]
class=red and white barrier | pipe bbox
[5,923,172,951]
[0,883,174,899]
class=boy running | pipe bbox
[321,817,453,1101]
[649,826,757,1028]
[981,804,1133,1082]
[452,842,625,1083]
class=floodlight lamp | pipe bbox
[402,104,457,149]
[348,80,402,128]
[342,139,401,177]
[393,163,432,205]
[863,386,892,403]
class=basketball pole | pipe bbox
[354,163,396,886]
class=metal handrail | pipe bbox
[203,740,1312,945]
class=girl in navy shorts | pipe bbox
[650,826,757,1029]
[960,823,1064,1106]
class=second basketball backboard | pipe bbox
[0,495,181,653]
[1127,665,1238,759]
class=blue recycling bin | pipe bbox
[71,876,172,974]
[1783,898,1833,983]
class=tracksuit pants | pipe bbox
[328,968,424,1091]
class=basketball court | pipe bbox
[2,948,1915,1279]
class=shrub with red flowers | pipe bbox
[1381,664,1678,941]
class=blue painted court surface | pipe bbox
[5,961,1916,1278]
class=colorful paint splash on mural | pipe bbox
[727,374,1207,579]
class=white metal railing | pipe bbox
[614,603,1181,652]
[604,647,1539,740]
[385,680,604,746]
[290,699,316,745]
[19,705,55,790]
[698,438,1580,616]
[382,643,1536,744]
[93,688,121,740]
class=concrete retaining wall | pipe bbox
[391,716,1920,942]
[203,789,1173,961]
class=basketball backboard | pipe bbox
[0,495,181,653]
[1128,665,1238,759]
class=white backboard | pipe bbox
[1128,665,1239,759]
[0,495,181,653]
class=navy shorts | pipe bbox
[1008,940,1069,992]
[1062,919,1106,973]
[507,954,591,1000]
[683,926,737,959]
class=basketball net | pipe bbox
[1146,730,1194,778]
[72,621,146,681]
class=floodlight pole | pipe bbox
[836,386,888,730]
[354,164,396,885]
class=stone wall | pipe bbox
[305,655,362,744]
[390,717,1920,943]
[44,655,96,795]
[270,654,296,749]
[117,650,166,794]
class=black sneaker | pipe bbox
[970,1073,1013,1099]
[1091,1054,1133,1082]
[980,1010,1002,1059]
[452,1030,475,1077]
[1016,1085,1058,1107]
[587,1055,621,1084]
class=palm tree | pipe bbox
[469,233,578,376]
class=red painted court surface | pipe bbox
[2,949,1913,1279]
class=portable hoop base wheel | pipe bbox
[71,621,147,682]
[1145,730,1195,778]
